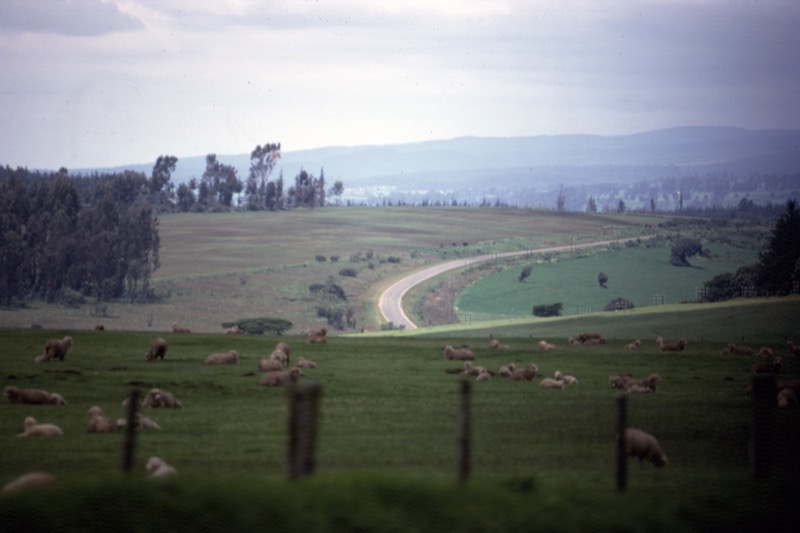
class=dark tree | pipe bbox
[604,297,635,311]
[246,142,280,210]
[556,184,566,212]
[587,196,597,213]
[598,272,608,288]
[518,265,533,283]
[670,238,704,267]
[757,199,800,295]
[149,155,177,207]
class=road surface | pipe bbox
[378,237,648,330]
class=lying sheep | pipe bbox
[539,377,565,389]
[554,370,578,385]
[172,322,191,333]
[260,368,301,387]
[624,340,641,351]
[537,340,559,351]
[778,387,797,408]
[146,457,177,477]
[622,428,668,467]
[4,386,66,405]
[145,338,168,361]
[583,336,607,345]
[510,364,538,381]
[497,363,516,378]
[116,414,162,431]
[476,370,492,381]
[224,324,241,334]
[204,350,239,365]
[258,359,283,373]
[489,338,510,349]
[2,472,58,494]
[86,406,117,433]
[660,339,686,352]
[295,357,317,369]
[624,373,661,393]
[461,362,489,376]
[787,341,800,357]
[142,388,182,408]
[48,393,67,406]
[443,345,475,361]
[306,328,327,343]
[608,375,632,389]
[574,332,604,343]
[721,343,753,355]
[18,416,63,437]
[757,346,774,358]
[269,349,289,365]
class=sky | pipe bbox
[0,0,798,170]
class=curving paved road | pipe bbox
[378,237,649,330]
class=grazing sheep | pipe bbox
[224,324,241,334]
[539,377,565,389]
[306,328,327,343]
[510,364,538,381]
[2,472,58,494]
[554,370,579,385]
[624,340,642,351]
[752,357,783,375]
[18,417,63,437]
[258,359,284,373]
[260,368,301,387]
[37,336,73,362]
[537,340,559,351]
[489,338,510,349]
[172,322,191,334]
[461,362,489,376]
[145,338,168,361]
[4,386,64,405]
[86,406,117,433]
[497,363,516,378]
[142,388,182,408]
[624,373,662,393]
[721,343,753,355]
[295,357,317,369]
[269,349,289,365]
[660,339,686,352]
[146,457,177,477]
[204,350,239,365]
[757,346,774,358]
[622,428,668,467]
[443,345,475,361]
[787,341,800,357]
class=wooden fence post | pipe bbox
[458,379,472,484]
[751,373,776,479]
[615,394,627,492]
[288,382,322,481]
[122,388,140,474]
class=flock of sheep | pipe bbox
[3,330,323,494]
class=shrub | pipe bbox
[315,255,327,262]
[339,268,357,278]
[604,297,635,311]
[532,303,563,317]
[221,317,293,335]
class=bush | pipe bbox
[221,317,293,335]
[315,255,327,262]
[532,303,563,317]
[339,268,357,278]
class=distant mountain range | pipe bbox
[79,126,800,209]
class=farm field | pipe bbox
[0,208,655,334]
[454,241,759,320]
[1,300,799,530]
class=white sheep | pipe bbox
[622,428,668,467]
[537,340,559,351]
[497,363,516,378]
[509,364,537,381]
[258,358,283,372]
[86,406,117,433]
[260,368,301,387]
[18,417,63,437]
[2,472,57,494]
[476,370,492,381]
[295,357,318,369]
[623,373,661,393]
[554,370,579,385]
[539,377,565,389]
[146,457,177,477]
[204,350,238,364]
[443,345,475,361]
[624,340,641,351]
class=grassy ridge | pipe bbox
[2,304,799,530]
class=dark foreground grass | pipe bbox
[1,307,799,531]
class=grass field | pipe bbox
[1,297,799,530]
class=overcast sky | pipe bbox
[1,0,798,170]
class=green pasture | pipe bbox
[1,303,798,530]
[455,241,759,320]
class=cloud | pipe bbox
[0,0,143,36]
